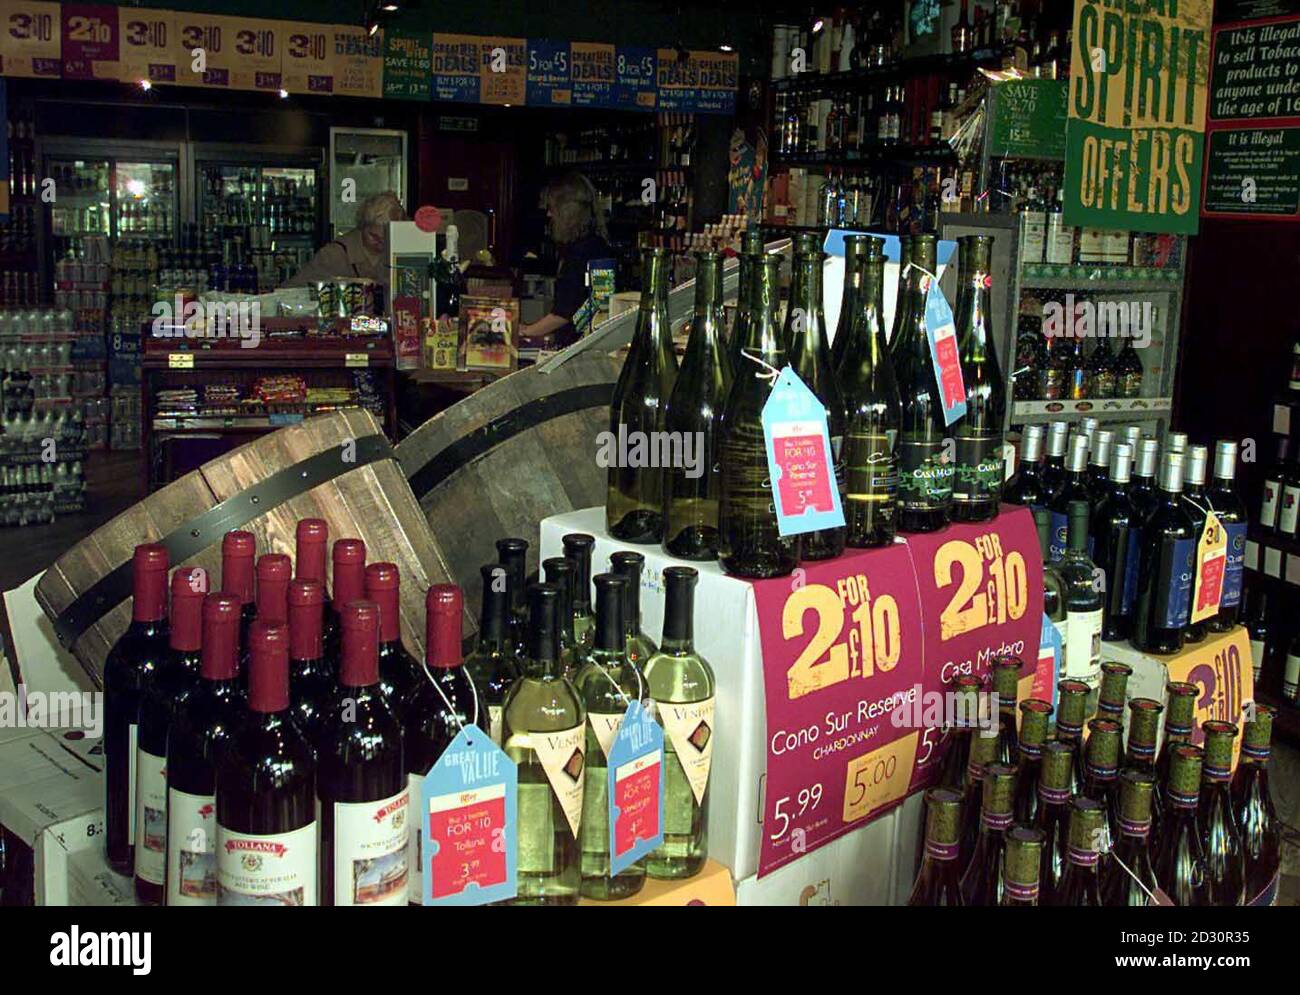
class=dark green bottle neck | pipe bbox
[741,258,785,361]
[839,249,864,321]
[693,257,720,316]
[786,251,825,351]
[956,251,992,354]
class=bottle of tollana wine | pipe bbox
[294,518,332,646]
[463,564,522,745]
[135,566,208,904]
[662,250,732,561]
[1001,827,1045,907]
[951,234,1005,523]
[1153,744,1211,906]
[255,553,290,628]
[365,562,420,717]
[166,593,245,906]
[287,578,331,749]
[329,538,367,658]
[216,622,317,906]
[104,543,170,876]
[907,787,965,906]
[718,251,799,577]
[1233,706,1281,906]
[221,530,256,666]
[1197,720,1246,906]
[607,246,678,543]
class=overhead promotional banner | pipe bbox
[431,32,480,102]
[656,48,737,113]
[571,41,615,108]
[226,16,283,93]
[60,3,117,80]
[477,35,525,105]
[174,11,235,88]
[383,26,430,101]
[989,78,1068,159]
[1064,0,1213,234]
[615,45,657,110]
[119,8,177,85]
[0,0,63,78]
[281,21,333,94]
[331,25,382,99]
[526,38,571,106]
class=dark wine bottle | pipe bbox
[1082,716,1123,848]
[610,550,658,668]
[1132,452,1196,654]
[1058,501,1103,704]
[832,234,868,374]
[1127,438,1160,521]
[135,565,207,903]
[1054,678,1091,797]
[1114,337,1143,397]
[287,578,331,750]
[1181,445,1212,644]
[496,536,531,659]
[165,593,245,906]
[1051,796,1107,906]
[907,787,965,906]
[1036,507,1067,640]
[1034,740,1076,904]
[888,234,912,353]
[663,250,732,561]
[295,518,333,650]
[1093,442,1140,641]
[365,561,420,718]
[216,622,317,905]
[1040,421,1069,499]
[957,719,1000,876]
[1207,441,1248,633]
[1004,424,1045,509]
[1012,698,1053,825]
[329,537,367,656]
[1097,661,1132,722]
[318,602,407,906]
[1086,429,1113,504]
[543,556,581,678]
[221,530,256,665]
[958,763,1017,906]
[1243,583,1272,684]
[562,533,596,649]
[1232,706,1282,906]
[1196,720,1246,906]
[951,234,1005,523]
[607,246,678,543]
[255,553,290,627]
[1124,697,1163,777]
[104,543,170,876]
[1152,744,1211,906]
[1153,681,1199,853]
[1257,435,1293,533]
[404,584,489,905]
[726,233,762,375]
[1100,768,1159,906]
[1046,434,1089,561]
[1002,827,1046,907]
[990,656,1021,766]
[464,564,522,745]
[936,673,984,793]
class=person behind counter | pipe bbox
[284,192,407,295]
[519,173,612,349]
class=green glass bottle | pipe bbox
[495,537,530,661]
[644,567,715,880]
[561,534,596,651]
[1153,744,1211,906]
[1083,716,1123,848]
[1001,827,1046,907]
[990,655,1021,766]
[1197,720,1246,906]
[726,235,762,374]
[1153,681,1199,852]
[1051,796,1107,905]
[718,252,800,577]
[609,550,658,668]
[951,235,1005,523]
[463,564,522,745]
[907,787,965,906]
[502,584,586,905]
[840,235,902,548]
[1034,740,1076,904]
[1054,678,1091,796]
[1012,698,1053,825]
[958,763,1017,906]
[888,234,913,354]
[1124,697,1163,776]
[1100,768,1160,906]
[1097,660,1132,722]
[1233,706,1282,906]
[607,247,678,543]
[830,234,868,374]
[574,573,647,900]
[1058,500,1104,708]
[542,557,580,679]
[663,251,733,561]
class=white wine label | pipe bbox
[330,790,410,907]
[1260,481,1281,528]
[127,724,138,845]
[217,821,317,906]
[1274,404,1291,436]
[514,725,585,838]
[657,697,715,805]
[1249,639,1266,681]
[1280,485,1300,536]
[167,787,217,905]
[588,710,625,761]
[488,705,503,745]
[1264,546,1283,578]
[1064,609,1102,687]
[133,747,167,886]
[1245,539,1260,572]
[406,773,424,905]
[1284,654,1300,702]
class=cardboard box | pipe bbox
[578,859,735,906]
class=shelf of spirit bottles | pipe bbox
[1011,397,1173,422]
[771,45,1012,93]
[1019,263,1184,293]
[772,143,958,169]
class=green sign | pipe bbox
[383,28,432,101]
[1210,18,1300,122]
[1204,126,1300,217]
[989,80,1067,159]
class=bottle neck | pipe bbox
[693,258,720,318]
[133,568,168,623]
[661,580,694,652]
[478,585,510,647]
[955,247,992,352]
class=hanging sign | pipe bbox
[477,35,525,105]
[605,701,665,877]
[922,275,966,426]
[383,26,431,101]
[226,16,283,92]
[989,78,1068,159]
[655,48,737,113]
[526,38,571,106]
[281,21,334,94]
[331,25,382,99]
[119,8,177,85]
[760,366,846,538]
[175,12,234,88]
[571,41,615,108]
[614,45,656,110]
[0,0,63,78]
[60,3,117,80]
[431,32,480,102]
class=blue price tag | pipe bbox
[922,277,967,427]
[1039,613,1062,710]
[606,701,665,877]
[760,366,847,537]
[420,726,517,906]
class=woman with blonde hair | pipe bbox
[285,191,407,294]
[519,172,612,347]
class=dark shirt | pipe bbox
[552,234,612,345]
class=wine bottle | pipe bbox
[1046,435,1089,561]
[1086,429,1113,504]
[1152,745,1210,906]
[575,573,648,899]
[135,565,208,903]
[1196,720,1246,906]
[830,234,868,373]
[1050,796,1107,906]
[464,564,522,745]
[1258,435,1292,532]
[936,673,984,793]
[1093,442,1140,641]
[216,622,317,906]
[1002,827,1045,907]
[287,578,331,749]
[1153,681,1199,853]
[543,556,582,678]
[1058,500,1103,700]
[330,537,367,656]
[1166,431,1188,457]
[255,553,290,628]
[221,530,255,665]
[609,550,658,667]
[1287,630,1300,705]
[1097,661,1132,722]
[894,234,953,533]
[562,533,596,649]
[958,763,1017,906]
[1132,452,1196,654]
[607,246,678,543]
[1127,438,1160,521]
[503,584,585,905]
[318,602,408,906]
[104,543,170,876]
[1004,424,1046,509]
[496,536,530,658]
[404,585,489,905]
[951,234,1005,523]
[1181,445,1212,644]
[1036,508,1067,643]
[1232,705,1282,906]
[1088,338,1117,398]
[958,716,1000,875]
[1034,740,1076,904]
[1083,716,1123,848]
[1099,768,1159,906]
[644,567,715,880]
[165,593,245,906]
[1012,698,1053,825]
[1114,337,1143,397]
[1124,697,1163,777]
[888,234,912,352]
[295,518,333,650]
[718,251,800,577]
[1243,583,1271,684]
[1054,678,1090,796]
[726,238,760,374]
[990,656,1021,766]
[1207,441,1248,633]
[663,251,732,561]
[907,787,965,906]
[840,235,902,548]
[365,562,420,718]
[1040,421,1069,499]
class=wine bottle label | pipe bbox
[1046,223,1074,264]
[329,790,410,906]
[488,705,504,746]
[1018,215,1045,264]
[509,725,586,838]
[1092,370,1117,397]
[1118,371,1143,398]
[1219,522,1248,609]
[1156,538,1196,630]
[406,773,424,905]
[133,747,167,886]
[1064,608,1103,686]
[1261,482,1282,528]
[1278,484,1300,535]
[657,696,715,806]
[898,441,953,510]
[1048,510,1068,562]
[952,434,1003,502]
[588,710,625,761]
[216,821,317,906]
[167,787,217,906]
[1284,653,1299,701]
[1249,639,1265,680]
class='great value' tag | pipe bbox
[1191,510,1227,624]
[761,366,846,537]
[607,701,665,876]
[922,276,966,426]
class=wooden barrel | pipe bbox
[36,409,441,687]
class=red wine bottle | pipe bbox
[295,518,333,647]
[1001,827,1045,907]
[1096,661,1131,722]
[1197,720,1246,905]
[134,565,208,903]
[328,537,367,658]
[1083,716,1122,847]
[496,536,531,658]
[1053,678,1090,796]
[1152,681,1198,853]
[1232,706,1282,906]
[1153,744,1211,906]
[104,543,170,875]
[365,561,420,717]
[166,593,245,906]
[221,530,256,666]
[288,578,332,750]
[1051,796,1106,905]
[1100,768,1159,906]
[907,788,965,905]
[958,763,1016,906]
[936,674,983,792]
[404,584,490,904]
[1034,740,1075,905]
[255,553,291,626]
[1012,698,1052,825]
[990,656,1021,766]
[318,601,408,906]
[957,713,999,875]
[216,622,317,906]
[464,564,523,745]
[1124,697,1163,776]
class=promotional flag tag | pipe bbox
[1191,510,1227,624]
[1034,612,1062,707]
[922,275,967,426]
[761,366,846,536]
[607,701,665,877]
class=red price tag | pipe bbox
[426,783,508,900]
[932,328,965,409]
[612,754,661,858]
[772,427,835,514]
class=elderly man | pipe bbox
[284,191,407,292]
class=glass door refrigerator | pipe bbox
[329,127,408,238]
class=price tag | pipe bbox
[1244,539,1259,572]
[1033,612,1062,705]
[922,276,966,426]
[1191,511,1227,624]
[1263,545,1282,578]
[419,726,516,906]
[0,1,63,78]
[168,352,194,369]
[119,9,178,84]
[1162,627,1253,765]
[842,732,918,822]
[345,352,369,368]
[61,3,120,81]
[760,366,846,537]
[606,701,664,877]
[1274,403,1291,436]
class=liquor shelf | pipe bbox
[772,143,958,169]
[1020,263,1184,292]
[771,44,1011,93]
[1011,397,1174,423]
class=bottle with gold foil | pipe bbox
[1232,706,1282,906]
[990,656,1021,766]
[959,763,1017,906]
[1124,697,1163,777]
[1001,827,1045,907]
[937,673,985,793]
[1051,796,1107,905]
[830,234,868,373]
[1013,699,1053,825]
[1153,681,1199,850]
[1035,741,1076,904]
[607,247,678,542]
[1083,717,1123,847]
[907,787,966,906]
[1100,768,1160,906]
[1153,745,1211,906]
[958,715,1000,875]
[1097,661,1132,722]
[1197,720,1246,906]
[1054,678,1091,796]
